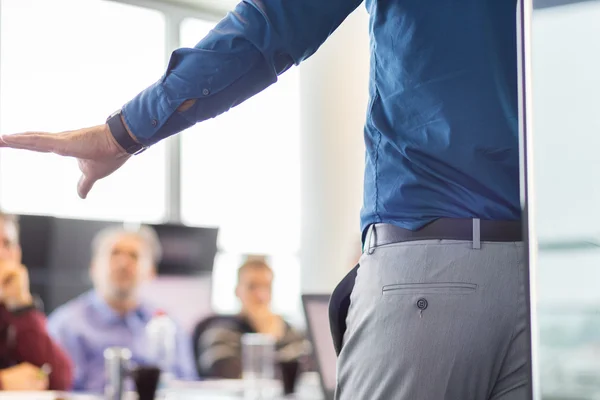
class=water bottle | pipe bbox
[145,310,177,389]
[104,347,132,400]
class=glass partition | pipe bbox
[529,0,600,398]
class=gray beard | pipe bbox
[110,287,134,302]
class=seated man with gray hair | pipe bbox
[47,224,196,393]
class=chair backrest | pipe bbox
[191,314,240,377]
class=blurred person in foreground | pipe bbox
[194,258,307,379]
[0,212,72,391]
[47,225,196,393]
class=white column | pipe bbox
[299,8,370,293]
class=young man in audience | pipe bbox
[47,225,196,393]
[0,212,73,391]
[194,258,308,379]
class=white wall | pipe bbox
[298,7,370,293]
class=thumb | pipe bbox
[77,174,96,199]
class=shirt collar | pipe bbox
[88,290,151,325]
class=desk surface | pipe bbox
[0,390,322,400]
[0,394,98,400]
[0,373,325,400]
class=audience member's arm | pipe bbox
[46,310,87,391]
[276,322,311,367]
[10,308,73,390]
[0,363,48,391]
[0,262,72,390]
[174,326,198,380]
[196,322,244,379]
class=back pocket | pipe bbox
[382,282,477,295]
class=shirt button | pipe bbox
[416,298,428,310]
[151,119,158,127]
[202,88,210,96]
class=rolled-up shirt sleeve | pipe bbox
[121,0,363,146]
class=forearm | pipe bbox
[11,310,73,390]
[121,0,363,146]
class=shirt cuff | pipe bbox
[121,46,255,146]
[121,80,194,147]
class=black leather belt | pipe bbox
[330,218,523,356]
[365,218,522,251]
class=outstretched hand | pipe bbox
[0,124,130,199]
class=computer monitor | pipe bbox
[17,214,219,313]
[302,294,336,400]
[151,222,218,276]
[19,215,219,275]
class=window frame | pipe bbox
[108,0,225,224]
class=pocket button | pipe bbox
[416,298,428,310]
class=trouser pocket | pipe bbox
[382,282,477,295]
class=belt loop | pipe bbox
[366,224,377,255]
[472,218,481,249]
[362,224,371,253]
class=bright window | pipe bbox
[0,0,167,222]
[178,18,302,318]
[0,7,303,320]
[210,253,301,318]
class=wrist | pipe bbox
[103,123,128,155]
[120,114,139,143]
[106,110,147,155]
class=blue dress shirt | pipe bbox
[47,291,197,393]
[120,0,521,232]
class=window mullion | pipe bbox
[163,14,183,224]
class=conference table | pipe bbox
[0,372,325,400]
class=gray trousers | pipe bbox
[335,239,528,400]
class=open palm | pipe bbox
[0,124,130,199]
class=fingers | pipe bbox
[0,134,51,152]
[2,125,111,159]
[0,262,21,284]
[0,269,17,287]
[34,365,50,390]
[0,132,65,154]
[0,131,78,157]
[77,174,97,199]
[31,376,49,391]
[1,363,48,391]
[26,365,49,391]
[0,264,26,300]
[16,363,48,389]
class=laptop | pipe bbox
[302,294,336,400]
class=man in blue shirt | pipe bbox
[0,0,527,398]
[47,225,197,393]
